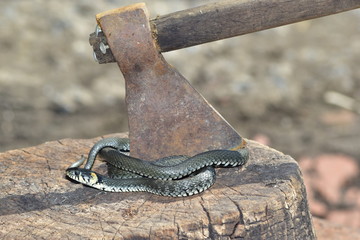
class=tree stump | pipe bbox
[0,133,316,239]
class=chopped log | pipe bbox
[0,133,316,239]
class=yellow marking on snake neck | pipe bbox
[89,172,99,185]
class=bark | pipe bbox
[0,133,316,239]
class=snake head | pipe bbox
[66,167,99,185]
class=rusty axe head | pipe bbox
[91,3,246,160]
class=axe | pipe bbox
[89,0,359,160]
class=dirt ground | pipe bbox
[0,0,359,229]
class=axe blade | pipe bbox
[97,3,245,160]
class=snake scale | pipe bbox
[66,137,249,197]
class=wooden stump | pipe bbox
[0,133,316,239]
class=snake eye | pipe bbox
[73,169,81,176]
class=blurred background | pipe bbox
[0,0,359,230]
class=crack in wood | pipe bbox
[228,197,245,238]
[109,217,127,240]
[199,197,215,239]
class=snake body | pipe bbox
[67,156,216,197]
[66,137,248,197]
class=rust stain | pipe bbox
[97,4,245,160]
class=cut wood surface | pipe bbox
[0,133,316,239]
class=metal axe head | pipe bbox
[93,3,246,160]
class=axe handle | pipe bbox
[151,0,360,52]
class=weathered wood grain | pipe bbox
[153,0,360,52]
[92,0,360,63]
[0,134,315,239]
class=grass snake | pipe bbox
[66,137,249,197]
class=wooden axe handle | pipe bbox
[152,0,360,52]
[91,0,359,63]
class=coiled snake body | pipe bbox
[66,137,249,197]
